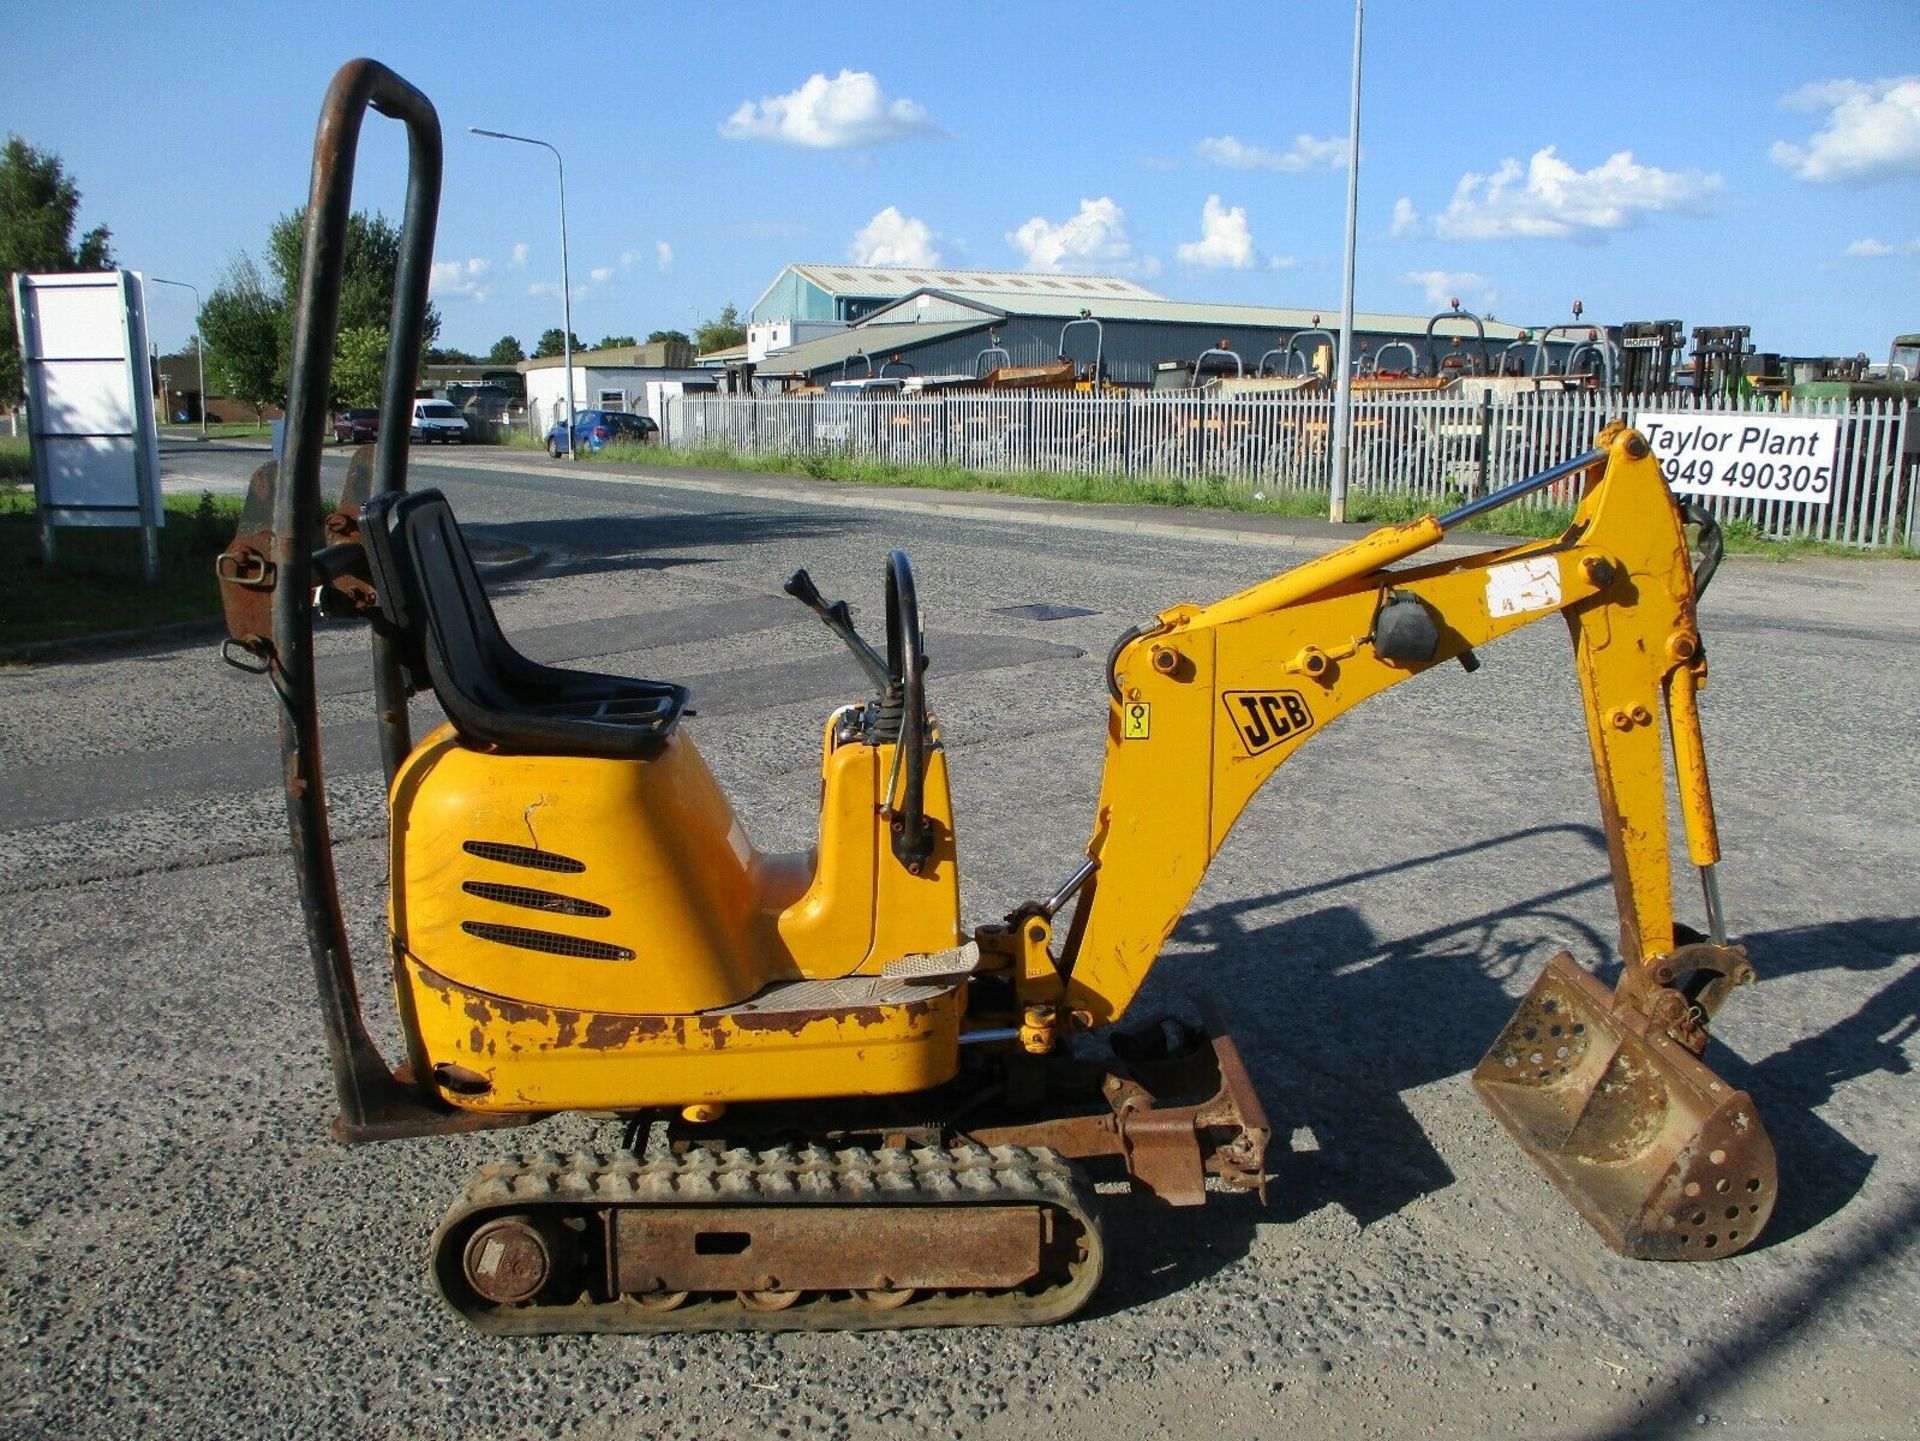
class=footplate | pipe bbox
[1472,952,1777,1260]
[432,1142,1103,1334]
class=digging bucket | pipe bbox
[1472,952,1777,1260]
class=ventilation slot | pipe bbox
[461,921,633,962]
[462,840,586,874]
[462,881,610,918]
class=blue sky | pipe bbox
[7,2,1917,359]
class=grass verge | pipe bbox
[592,441,1578,539]
[592,440,1914,559]
[0,436,30,483]
[1,488,244,650]
[159,421,273,440]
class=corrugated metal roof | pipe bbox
[753,319,989,375]
[749,262,1528,341]
[865,288,1529,339]
[780,264,1162,302]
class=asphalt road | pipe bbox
[2,442,1916,1440]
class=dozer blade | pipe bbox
[1472,952,1776,1260]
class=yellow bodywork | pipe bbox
[390,714,962,1111]
[1061,426,1722,1029]
[385,424,1727,1119]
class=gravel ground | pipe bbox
[1,447,1915,1440]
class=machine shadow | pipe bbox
[1087,823,1616,1315]
[1709,914,1916,1247]
[469,508,865,590]
[1084,842,1907,1312]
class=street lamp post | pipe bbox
[150,276,207,436]
[469,126,576,457]
[1329,0,1364,523]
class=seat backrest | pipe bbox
[363,488,510,703]
[362,488,687,758]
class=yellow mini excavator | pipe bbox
[219,62,1776,1334]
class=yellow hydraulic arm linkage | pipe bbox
[1047,423,1774,1259]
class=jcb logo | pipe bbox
[1224,690,1315,756]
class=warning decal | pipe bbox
[1122,701,1151,740]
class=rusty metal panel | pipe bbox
[1473,951,1777,1260]
[613,1205,1042,1294]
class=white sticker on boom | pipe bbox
[1485,557,1562,618]
[727,817,754,868]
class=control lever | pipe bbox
[784,569,891,689]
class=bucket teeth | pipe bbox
[1473,951,1777,1260]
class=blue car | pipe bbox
[546,409,658,456]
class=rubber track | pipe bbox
[431,1141,1105,1334]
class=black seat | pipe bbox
[361,489,687,758]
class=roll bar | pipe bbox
[1425,301,1490,376]
[271,60,522,1142]
[1374,339,1419,375]
[1193,343,1244,380]
[1285,321,1337,376]
[1058,314,1104,383]
[973,336,1012,377]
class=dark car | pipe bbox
[333,408,380,444]
[546,409,658,456]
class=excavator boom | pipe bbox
[1048,426,1773,1256]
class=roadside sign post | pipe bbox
[11,269,164,581]
[1638,411,1841,505]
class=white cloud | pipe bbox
[509,242,529,269]
[1431,147,1722,241]
[1175,195,1258,269]
[1848,235,1920,256]
[1008,197,1143,273]
[850,206,942,266]
[528,281,585,302]
[720,70,937,148]
[429,257,490,301]
[1404,270,1498,310]
[1196,133,1347,172]
[1391,197,1420,237]
[656,241,674,272]
[1771,76,1920,184]
[589,266,615,284]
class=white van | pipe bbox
[410,398,469,444]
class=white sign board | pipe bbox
[11,270,162,574]
[1637,411,1840,505]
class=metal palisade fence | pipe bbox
[663,389,1917,550]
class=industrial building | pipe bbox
[737,263,1534,391]
[518,339,716,430]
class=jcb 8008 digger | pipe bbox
[219,62,1776,1334]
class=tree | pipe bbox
[694,304,746,355]
[596,334,637,350]
[332,327,389,408]
[198,254,281,422]
[0,135,115,403]
[426,345,478,365]
[265,209,441,351]
[647,329,690,346]
[532,328,584,359]
[487,335,525,365]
